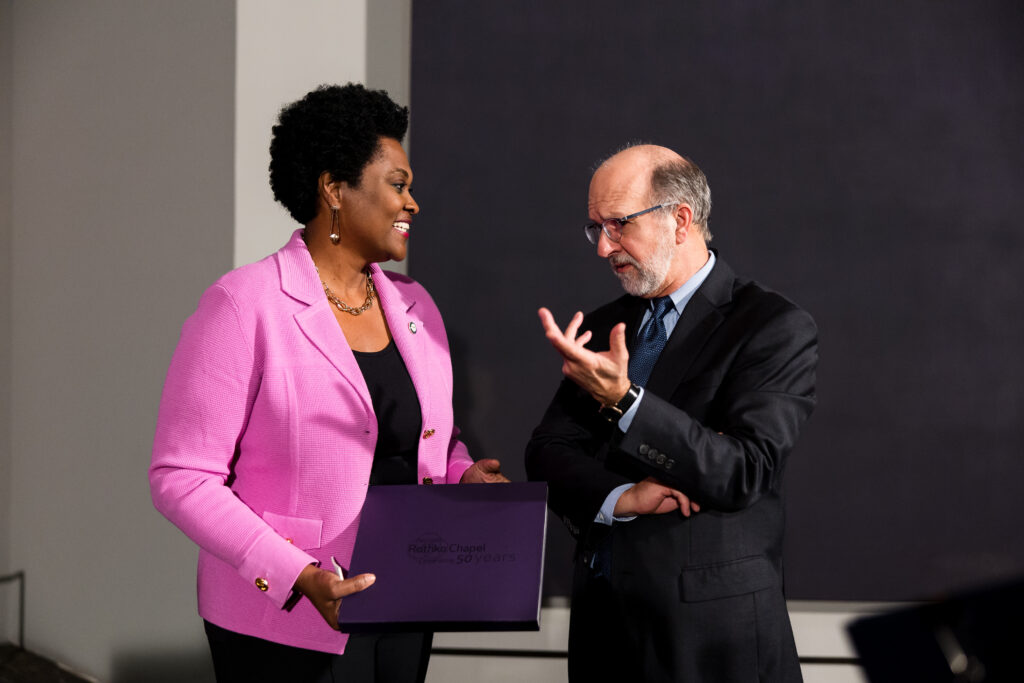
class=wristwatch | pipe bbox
[599,383,641,422]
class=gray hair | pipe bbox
[649,158,713,242]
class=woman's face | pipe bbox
[340,137,419,263]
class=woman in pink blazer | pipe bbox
[150,84,505,682]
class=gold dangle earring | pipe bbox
[329,205,341,245]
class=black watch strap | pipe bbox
[599,383,641,422]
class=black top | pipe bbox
[352,340,422,485]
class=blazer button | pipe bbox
[255,577,269,592]
[422,477,434,485]
[639,444,650,455]
[422,429,435,439]
[656,454,666,465]
[647,448,659,461]
[665,459,675,470]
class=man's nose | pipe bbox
[596,228,618,258]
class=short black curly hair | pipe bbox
[269,83,409,224]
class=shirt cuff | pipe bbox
[617,387,645,432]
[595,483,638,525]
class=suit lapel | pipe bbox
[645,256,735,397]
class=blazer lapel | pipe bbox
[372,266,431,424]
[279,231,373,411]
[645,256,735,397]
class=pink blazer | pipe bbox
[150,230,474,654]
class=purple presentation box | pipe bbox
[337,481,548,633]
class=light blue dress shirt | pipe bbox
[594,251,717,526]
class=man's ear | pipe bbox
[318,171,343,209]
[674,203,694,244]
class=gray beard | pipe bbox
[608,229,675,297]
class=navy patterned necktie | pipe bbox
[628,296,674,388]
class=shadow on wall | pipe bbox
[110,648,215,683]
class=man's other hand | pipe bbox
[614,477,700,517]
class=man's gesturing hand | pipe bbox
[538,308,631,406]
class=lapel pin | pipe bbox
[408,321,418,334]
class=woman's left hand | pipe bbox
[293,564,376,631]
[460,458,510,483]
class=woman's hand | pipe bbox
[460,458,510,483]
[293,564,376,630]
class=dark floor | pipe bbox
[0,645,91,683]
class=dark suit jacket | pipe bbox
[526,255,818,682]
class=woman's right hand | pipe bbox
[293,564,376,630]
[460,458,510,483]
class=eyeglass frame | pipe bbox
[583,203,676,245]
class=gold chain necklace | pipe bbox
[317,267,375,316]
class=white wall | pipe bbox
[7,1,234,679]
[233,0,411,273]
[366,0,412,113]
[1,0,15,645]
[234,0,367,269]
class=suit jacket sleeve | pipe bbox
[618,301,818,512]
[525,375,634,539]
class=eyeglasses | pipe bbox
[583,204,673,245]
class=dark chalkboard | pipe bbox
[408,1,1024,601]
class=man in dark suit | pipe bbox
[526,144,817,682]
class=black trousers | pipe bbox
[204,621,432,683]
[568,558,802,683]
[567,572,633,682]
